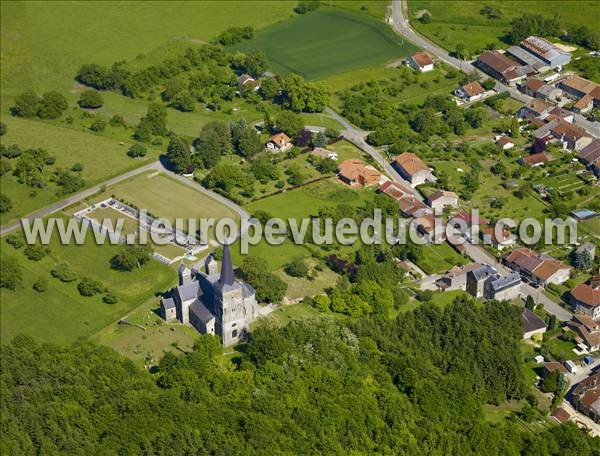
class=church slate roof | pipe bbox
[219,243,235,287]
[161,297,175,309]
[190,299,215,323]
[177,281,201,302]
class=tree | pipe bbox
[11,90,40,118]
[240,256,287,303]
[482,78,496,90]
[111,244,153,271]
[280,75,329,112]
[133,118,153,142]
[541,369,560,393]
[525,295,536,310]
[285,257,309,278]
[575,250,593,270]
[169,90,195,112]
[251,158,279,183]
[0,256,22,290]
[193,128,222,168]
[294,128,313,148]
[0,193,13,213]
[276,110,303,137]
[5,233,25,249]
[455,43,468,60]
[127,144,147,158]
[511,116,520,138]
[313,131,327,148]
[78,90,104,109]
[167,136,192,173]
[236,126,262,159]
[295,0,320,14]
[78,277,105,296]
[37,91,68,119]
[103,293,118,304]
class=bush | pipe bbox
[5,233,25,249]
[24,245,48,261]
[32,278,48,293]
[78,90,104,109]
[90,119,106,132]
[71,163,84,172]
[419,12,431,23]
[285,257,309,278]
[103,293,118,304]
[109,114,126,127]
[0,122,6,136]
[78,277,105,297]
[416,290,433,302]
[1,256,22,290]
[51,263,78,282]
[0,193,13,213]
[127,144,147,158]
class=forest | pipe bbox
[2,298,598,455]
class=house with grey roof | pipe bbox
[466,264,498,298]
[159,244,259,346]
[522,308,547,339]
[484,272,522,301]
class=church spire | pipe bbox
[219,242,235,286]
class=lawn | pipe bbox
[1,217,174,344]
[233,8,418,80]
[416,242,468,274]
[543,337,577,362]
[0,116,160,225]
[408,0,599,54]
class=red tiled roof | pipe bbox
[269,133,291,146]
[411,52,434,67]
[522,152,550,165]
[550,407,570,423]
[460,82,485,97]
[571,283,600,308]
[478,51,518,74]
[393,153,429,176]
[524,78,545,92]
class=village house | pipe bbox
[559,75,600,109]
[454,81,485,102]
[484,271,522,301]
[408,51,434,72]
[237,74,260,92]
[567,314,600,352]
[549,407,571,424]
[311,147,338,160]
[519,78,562,102]
[160,245,259,347]
[481,226,516,251]
[533,119,591,152]
[522,308,547,340]
[495,135,515,150]
[570,279,600,320]
[426,190,459,212]
[579,139,600,177]
[519,98,555,120]
[437,263,481,291]
[520,152,551,167]
[546,106,574,124]
[414,213,445,243]
[572,372,600,423]
[476,50,529,84]
[392,152,436,187]
[502,248,571,287]
[379,181,433,218]
[337,159,382,188]
[266,132,292,153]
[466,264,498,298]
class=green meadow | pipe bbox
[0,217,174,344]
[234,8,418,80]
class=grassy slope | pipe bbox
[234,8,417,80]
[0,117,161,225]
[408,0,600,54]
[0,220,174,344]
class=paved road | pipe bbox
[0,160,250,237]
[325,107,423,198]
[463,243,572,321]
[392,1,599,138]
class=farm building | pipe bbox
[337,159,382,188]
[518,36,571,68]
[522,308,547,340]
[476,51,529,84]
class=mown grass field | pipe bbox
[1,217,174,344]
[0,117,161,225]
[234,8,417,80]
[89,172,239,224]
[408,0,599,54]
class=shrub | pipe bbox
[6,233,25,249]
[51,263,78,282]
[78,90,104,109]
[78,277,105,297]
[71,163,84,172]
[103,293,118,304]
[90,119,106,132]
[33,278,48,293]
[0,193,13,213]
[127,143,147,158]
[24,245,48,261]
[1,256,22,290]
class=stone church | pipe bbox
[159,244,258,346]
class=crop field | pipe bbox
[0,216,174,344]
[0,117,160,225]
[408,0,599,54]
[234,8,418,80]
